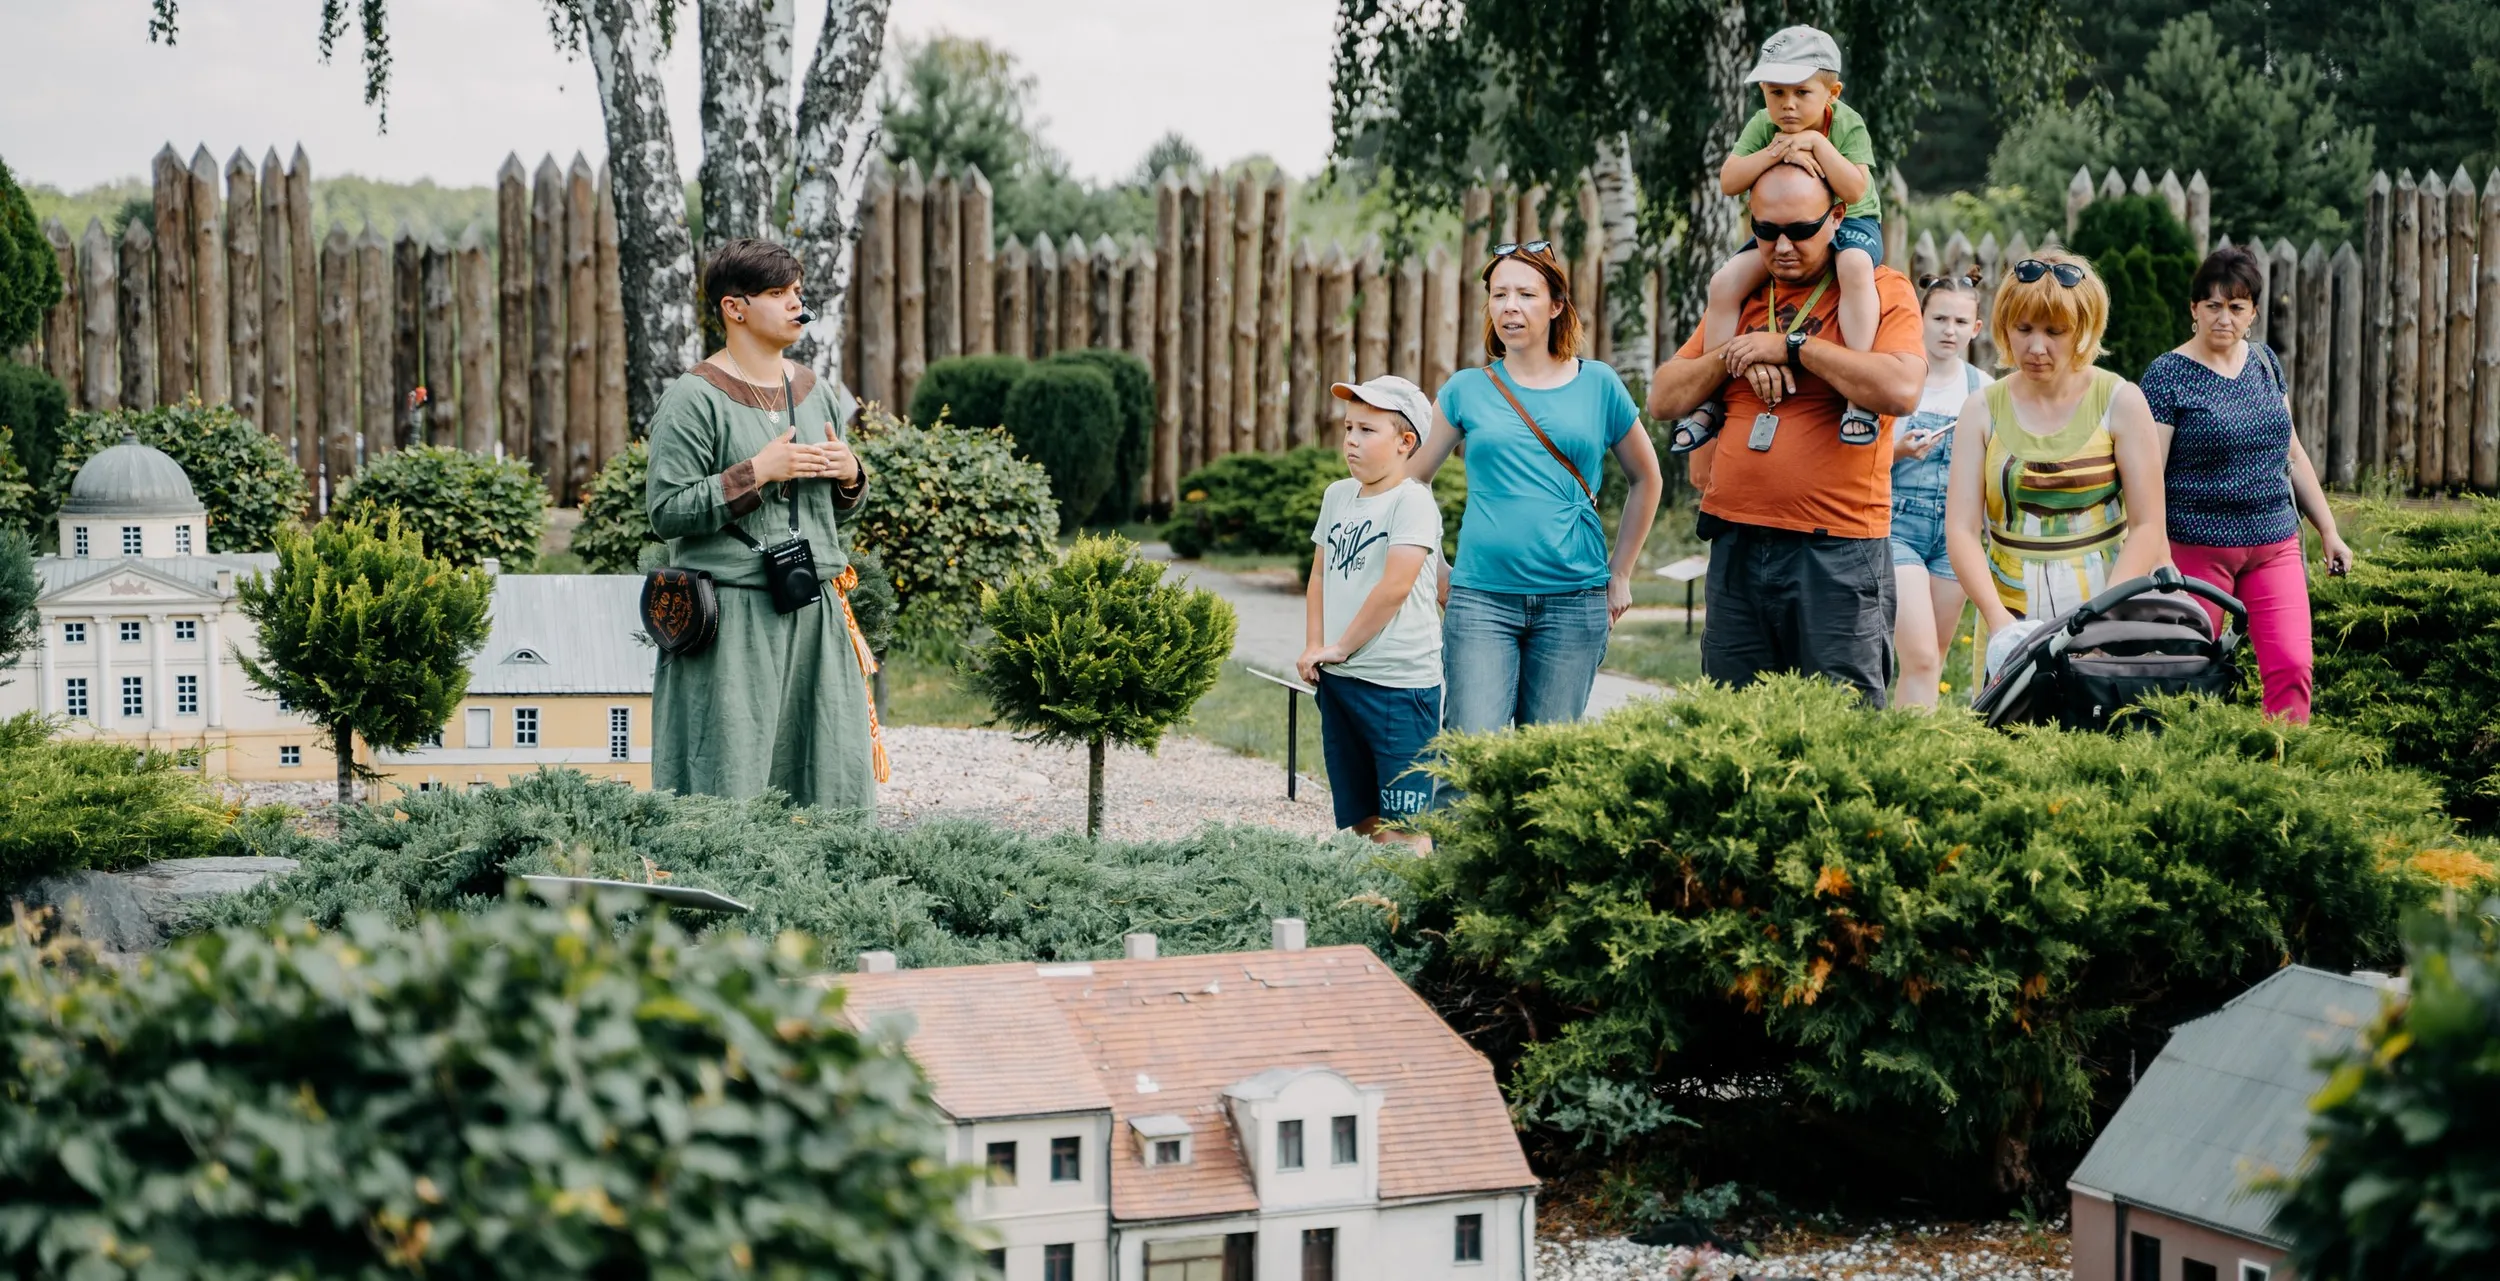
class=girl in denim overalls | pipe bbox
[1889,271,1989,707]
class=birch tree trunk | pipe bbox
[1657,0,1750,338]
[1591,133,1650,389]
[581,0,701,432]
[697,0,797,252]
[785,0,894,388]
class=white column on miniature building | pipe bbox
[203,611,224,728]
[147,610,168,731]
[36,615,53,715]
[94,613,110,725]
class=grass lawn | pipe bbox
[877,650,1328,788]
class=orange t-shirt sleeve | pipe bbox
[1674,322,1706,361]
[1871,272,1922,355]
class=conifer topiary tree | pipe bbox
[1044,348,1155,526]
[234,514,494,804]
[907,352,1027,432]
[1001,361,1120,532]
[969,535,1235,837]
[332,444,549,568]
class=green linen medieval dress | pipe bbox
[646,360,879,809]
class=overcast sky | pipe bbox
[1,0,1341,192]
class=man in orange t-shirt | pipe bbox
[1650,164,1925,705]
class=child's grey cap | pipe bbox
[1744,25,1842,84]
[1330,376,1435,445]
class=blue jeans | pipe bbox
[1442,585,1612,734]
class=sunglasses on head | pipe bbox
[1489,240,1552,259]
[1751,208,1839,245]
[2013,259,2088,288]
[1918,272,1981,292]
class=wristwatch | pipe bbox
[1785,332,1808,367]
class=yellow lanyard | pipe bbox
[1768,271,1835,338]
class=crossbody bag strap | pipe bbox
[1484,363,1596,507]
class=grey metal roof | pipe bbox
[2069,965,2393,1244]
[37,554,278,598]
[62,439,207,516]
[466,574,656,695]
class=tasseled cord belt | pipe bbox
[830,564,892,784]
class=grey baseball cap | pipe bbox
[1743,25,1843,85]
[1330,375,1435,445]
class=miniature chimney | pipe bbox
[1271,918,1307,952]
[480,556,501,577]
[1124,933,1159,960]
[213,569,236,596]
[859,950,898,973]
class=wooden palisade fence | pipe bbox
[31,144,629,507]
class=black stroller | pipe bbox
[1971,566,2247,731]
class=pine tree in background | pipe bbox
[233,515,493,805]
[0,157,61,353]
[2069,195,2196,379]
[970,536,1234,837]
[0,530,40,674]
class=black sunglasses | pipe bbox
[1751,209,1838,245]
[2013,259,2088,288]
[1918,272,1981,293]
[1489,240,1553,258]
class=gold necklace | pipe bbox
[723,351,788,424]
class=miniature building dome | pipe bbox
[61,435,207,517]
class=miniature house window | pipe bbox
[174,524,193,554]
[610,706,631,761]
[2239,1265,2271,1281]
[72,526,88,557]
[2131,1234,2161,1281]
[63,678,86,718]
[1277,1119,1304,1171]
[514,707,539,747]
[1331,1115,1357,1165]
[1301,1228,1336,1281]
[1455,1214,1484,1263]
[280,745,302,767]
[1153,1139,1184,1165]
[465,707,492,748]
[121,676,144,718]
[121,526,143,555]
[2182,1262,2218,1281]
[174,619,197,641]
[62,622,84,644]
[986,1141,1017,1186]
[120,621,140,643]
[176,674,198,716]
[1043,1244,1074,1281]
[1049,1136,1081,1182]
[506,648,547,664]
[1131,1114,1192,1167]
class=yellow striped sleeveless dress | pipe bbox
[1980,369,2128,618]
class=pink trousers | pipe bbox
[2171,537,2313,722]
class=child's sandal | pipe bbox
[1839,404,1880,446]
[1667,401,1726,455]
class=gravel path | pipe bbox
[876,725,1337,839]
[1539,1227,2070,1281]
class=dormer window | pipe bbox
[1332,1114,1358,1165]
[506,648,546,665]
[121,526,142,555]
[1132,1114,1192,1167]
[1277,1119,1304,1171]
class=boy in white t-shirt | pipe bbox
[1297,375,1444,851]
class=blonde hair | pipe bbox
[1480,246,1585,360]
[1989,247,2108,371]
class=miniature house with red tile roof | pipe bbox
[831,919,1538,1281]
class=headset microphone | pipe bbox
[796,307,817,325]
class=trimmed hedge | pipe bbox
[331,444,549,568]
[907,353,1027,433]
[50,402,305,553]
[1412,678,2492,1192]
[2312,500,2500,832]
[1003,361,1120,533]
[0,901,984,1278]
[1163,445,1465,571]
[1044,348,1155,525]
[181,768,1419,973]
[2072,195,2197,379]
[569,439,656,573]
[848,408,1057,635]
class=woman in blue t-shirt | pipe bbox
[1407,242,1663,732]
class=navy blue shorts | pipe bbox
[1313,672,1442,830]
[1741,215,1885,268]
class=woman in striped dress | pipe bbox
[1945,250,2171,678]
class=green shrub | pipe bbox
[1413,678,2490,1192]
[50,401,305,552]
[0,900,985,1278]
[970,535,1235,836]
[1043,348,1155,526]
[2273,906,2500,1279]
[0,713,231,891]
[0,361,68,496]
[848,407,1056,635]
[2071,195,2197,380]
[1002,360,1119,533]
[907,352,1027,433]
[570,438,656,573]
[0,428,36,539]
[332,444,549,568]
[1163,445,1464,571]
[178,768,1417,972]
[0,159,60,352]
[2312,500,2500,832]
[0,529,38,670]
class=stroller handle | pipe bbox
[2064,565,2248,636]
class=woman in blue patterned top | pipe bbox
[2140,246,2352,722]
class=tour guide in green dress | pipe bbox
[646,237,885,808]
